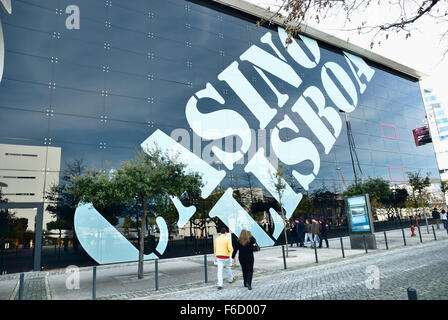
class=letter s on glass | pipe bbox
[271,116,320,191]
[185,82,251,170]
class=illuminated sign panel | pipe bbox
[346,195,372,233]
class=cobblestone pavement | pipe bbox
[136,240,448,300]
[12,276,50,300]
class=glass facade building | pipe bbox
[0,0,441,273]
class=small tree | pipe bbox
[269,163,290,257]
[46,159,87,252]
[384,188,409,222]
[407,171,431,232]
[407,171,431,207]
[114,149,202,279]
[184,190,224,237]
[68,149,203,280]
[441,181,448,204]
[47,219,71,254]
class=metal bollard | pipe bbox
[407,287,418,300]
[155,259,159,291]
[432,225,437,241]
[204,254,208,283]
[340,237,345,258]
[18,273,24,300]
[401,228,407,246]
[417,225,423,243]
[363,234,368,254]
[314,244,318,263]
[92,266,96,300]
[384,231,389,250]
[281,245,287,270]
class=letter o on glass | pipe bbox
[321,62,358,113]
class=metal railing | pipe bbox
[10,221,448,300]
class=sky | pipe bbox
[245,0,448,102]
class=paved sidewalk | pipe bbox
[1,225,447,300]
[145,239,448,300]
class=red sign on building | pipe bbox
[413,126,432,146]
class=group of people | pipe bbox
[288,218,329,249]
[213,217,332,291]
[431,207,448,230]
[213,208,448,291]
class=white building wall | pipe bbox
[0,143,61,231]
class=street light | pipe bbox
[336,168,347,189]
[339,110,362,186]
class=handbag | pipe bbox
[252,242,260,252]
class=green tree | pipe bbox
[184,190,224,237]
[407,171,431,232]
[68,148,203,279]
[407,171,431,207]
[47,218,71,253]
[270,163,290,257]
[114,149,202,279]
[343,177,391,218]
[292,194,319,219]
[312,189,339,219]
[0,190,28,246]
[45,159,86,251]
[383,188,409,221]
[0,189,9,241]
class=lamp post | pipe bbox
[336,168,346,189]
[340,111,360,186]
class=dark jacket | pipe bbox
[311,221,320,236]
[296,221,305,234]
[319,222,328,235]
[288,224,297,236]
[232,236,256,261]
[305,223,311,233]
[432,210,440,219]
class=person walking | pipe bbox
[232,230,257,290]
[441,209,448,230]
[304,219,313,248]
[311,218,320,248]
[289,219,297,247]
[318,219,329,248]
[432,208,441,229]
[214,227,236,290]
[296,218,305,247]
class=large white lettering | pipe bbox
[218,62,277,129]
[278,27,320,68]
[270,115,321,191]
[291,86,342,154]
[321,62,358,113]
[343,51,375,94]
[185,83,251,170]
